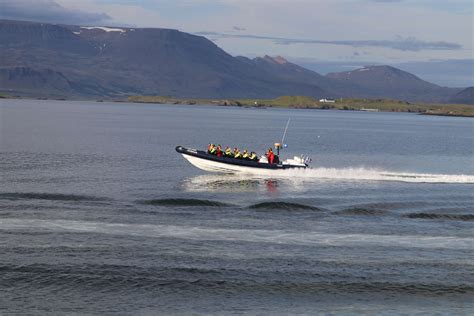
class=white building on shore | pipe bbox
[319,98,336,103]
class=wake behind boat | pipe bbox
[176,145,309,174]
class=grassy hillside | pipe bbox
[127,95,474,117]
[0,92,12,99]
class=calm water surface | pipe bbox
[1,99,473,314]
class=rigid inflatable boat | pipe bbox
[176,146,309,174]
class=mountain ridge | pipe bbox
[449,87,473,104]
[0,19,469,103]
[326,65,460,102]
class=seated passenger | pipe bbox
[207,143,213,154]
[225,146,232,157]
[209,144,217,155]
[242,149,250,160]
[250,151,258,161]
[216,144,223,157]
[234,148,242,159]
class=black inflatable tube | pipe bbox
[176,146,306,170]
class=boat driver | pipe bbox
[266,148,275,164]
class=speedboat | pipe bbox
[176,145,309,174]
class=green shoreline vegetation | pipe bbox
[1,93,472,117]
[0,92,11,99]
[128,95,474,117]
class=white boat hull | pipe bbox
[181,153,306,175]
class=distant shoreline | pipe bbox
[126,95,474,117]
[2,94,472,117]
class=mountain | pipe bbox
[449,87,474,104]
[0,19,465,102]
[242,55,358,96]
[326,65,460,103]
[0,67,71,96]
[0,19,332,99]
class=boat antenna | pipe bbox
[274,118,291,156]
[281,118,291,145]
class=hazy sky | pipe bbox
[1,0,473,86]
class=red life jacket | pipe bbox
[267,151,274,164]
[216,148,223,157]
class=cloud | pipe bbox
[0,0,111,25]
[196,32,462,52]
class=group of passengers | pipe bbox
[207,144,279,164]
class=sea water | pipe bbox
[1,99,473,314]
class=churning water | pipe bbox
[0,99,473,314]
